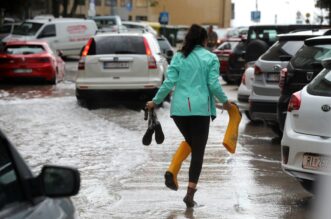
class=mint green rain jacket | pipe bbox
[152,45,228,118]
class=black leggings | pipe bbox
[172,116,210,183]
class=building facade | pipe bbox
[65,0,232,27]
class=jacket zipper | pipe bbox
[208,96,210,112]
[187,97,191,112]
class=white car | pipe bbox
[237,61,255,120]
[281,58,331,193]
[122,21,157,36]
[76,32,168,105]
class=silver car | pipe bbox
[0,130,80,219]
[249,30,328,133]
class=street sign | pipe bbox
[159,11,169,25]
[251,10,261,22]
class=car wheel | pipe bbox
[299,179,315,194]
[245,39,269,62]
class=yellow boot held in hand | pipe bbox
[223,103,242,154]
[165,141,191,191]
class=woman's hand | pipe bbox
[222,100,232,111]
[145,101,156,110]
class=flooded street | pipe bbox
[0,64,313,219]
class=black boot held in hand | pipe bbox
[142,109,155,146]
[164,171,178,191]
[183,187,197,208]
[153,111,164,144]
[142,109,165,145]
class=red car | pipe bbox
[213,38,243,83]
[0,40,65,84]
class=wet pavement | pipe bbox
[0,61,314,219]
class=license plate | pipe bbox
[266,73,279,82]
[14,69,32,73]
[302,154,330,171]
[103,62,129,69]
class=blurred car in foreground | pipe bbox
[281,58,331,193]
[277,34,331,133]
[76,32,168,106]
[237,61,255,120]
[0,129,80,218]
[0,40,65,84]
[249,30,327,135]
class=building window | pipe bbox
[120,0,132,7]
[95,0,102,6]
[78,0,85,5]
[106,0,117,6]
[136,15,147,21]
[136,0,147,8]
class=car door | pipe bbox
[0,131,76,219]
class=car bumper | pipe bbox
[281,116,331,181]
[237,94,249,111]
[0,68,56,81]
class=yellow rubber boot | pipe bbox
[165,141,191,191]
[223,103,242,154]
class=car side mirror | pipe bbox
[40,165,80,197]
[279,55,292,62]
[166,50,174,57]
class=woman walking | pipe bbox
[146,24,231,208]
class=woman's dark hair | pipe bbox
[180,24,208,58]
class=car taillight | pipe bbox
[287,91,301,112]
[78,38,93,70]
[143,37,157,69]
[254,65,262,75]
[241,73,246,85]
[279,68,287,93]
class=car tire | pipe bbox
[245,39,269,62]
[47,76,57,85]
[299,179,315,194]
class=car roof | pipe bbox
[95,32,153,38]
[25,18,90,24]
[277,29,331,41]
[122,21,147,26]
[305,35,331,46]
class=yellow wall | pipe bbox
[65,0,231,28]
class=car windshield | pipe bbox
[94,18,117,29]
[92,36,146,55]
[291,45,331,69]
[307,68,331,97]
[12,22,43,36]
[261,40,303,61]
[4,45,45,55]
[0,25,12,34]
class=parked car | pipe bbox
[76,32,168,106]
[91,15,123,32]
[122,21,157,36]
[225,24,331,84]
[0,129,80,218]
[249,30,328,134]
[237,61,255,120]
[2,18,98,57]
[277,34,331,133]
[213,38,245,83]
[157,36,174,64]
[281,58,331,193]
[0,22,21,42]
[0,40,65,84]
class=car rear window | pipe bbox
[291,45,331,69]
[261,40,303,61]
[12,22,43,36]
[91,36,146,55]
[4,45,45,54]
[307,68,331,97]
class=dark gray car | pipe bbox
[0,130,80,219]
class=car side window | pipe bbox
[37,24,56,38]
[0,141,24,210]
